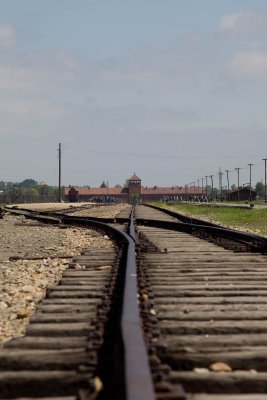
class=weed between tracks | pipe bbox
[151,202,267,237]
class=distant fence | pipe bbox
[0,193,58,204]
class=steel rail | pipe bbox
[136,217,267,251]
[142,204,267,251]
[145,203,225,227]
[7,206,266,250]
[5,206,130,224]
[56,213,155,399]
[5,207,155,399]
[4,207,62,224]
[55,213,130,224]
[121,212,155,400]
[58,214,155,400]
[136,222,267,398]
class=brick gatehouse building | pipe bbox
[65,174,201,204]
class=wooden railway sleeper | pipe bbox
[136,231,161,253]
[192,226,266,253]
[134,230,188,399]
[11,205,267,397]
[136,251,186,400]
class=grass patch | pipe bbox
[150,202,267,237]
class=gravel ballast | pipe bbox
[0,204,126,345]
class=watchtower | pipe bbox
[128,173,141,204]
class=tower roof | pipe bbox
[129,173,141,181]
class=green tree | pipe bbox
[130,193,140,205]
[255,181,265,194]
[20,179,37,188]
[205,185,212,194]
[100,181,108,188]
[25,188,39,197]
[0,181,16,191]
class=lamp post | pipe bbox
[210,175,214,200]
[58,142,62,203]
[248,163,254,202]
[263,159,267,202]
[235,168,241,202]
[225,169,230,201]
[218,169,223,202]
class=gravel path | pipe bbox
[68,203,131,218]
[0,204,125,345]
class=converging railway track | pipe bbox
[1,203,267,399]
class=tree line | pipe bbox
[0,179,60,199]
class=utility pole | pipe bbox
[225,169,230,201]
[190,182,195,198]
[205,176,208,195]
[218,168,223,202]
[201,177,204,194]
[248,163,254,202]
[210,175,214,199]
[263,159,267,202]
[235,167,241,202]
[58,143,62,203]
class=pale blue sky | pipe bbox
[1,0,267,189]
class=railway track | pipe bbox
[1,204,267,399]
[135,205,267,400]
[0,214,126,398]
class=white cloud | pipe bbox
[0,56,76,95]
[219,12,254,33]
[219,11,267,40]
[227,51,267,78]
[0,23,16,46]
[0,98,65,133]
[0,65,42,91]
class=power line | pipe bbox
[61,146,267,161]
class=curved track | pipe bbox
[1,204,267,399]
[0,213,124,398]
[0,206,154,400]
